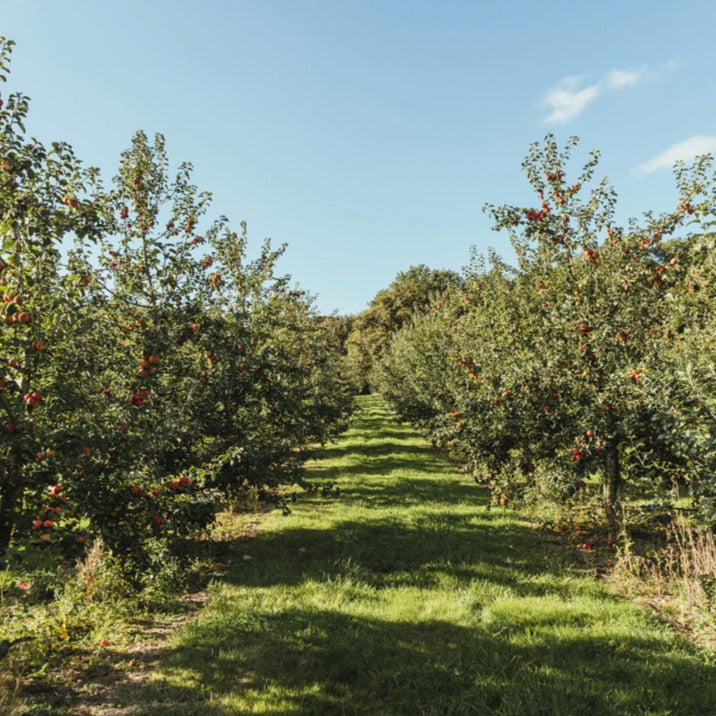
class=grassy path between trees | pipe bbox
[71,396,715,714]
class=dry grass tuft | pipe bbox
[611,518,716,650]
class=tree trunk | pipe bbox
[602,442,620,531]
[0,481,21,561]
[0,436,23,562]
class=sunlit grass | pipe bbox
[67,395,716,715]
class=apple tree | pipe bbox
[0,36,107,559]
[378,135,705,530]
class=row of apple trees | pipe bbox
[375,136,715,530]
[0,38,354,577]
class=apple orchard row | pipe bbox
[374,136,715,530]
[0,37,354,575]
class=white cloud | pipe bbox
[542,64,655,123]
[632,135,716,176]
[605,67,645,90]
[543,75,600,124]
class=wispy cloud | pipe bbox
[604,67,645,90]
[542,64,652,123]
[543,75,600,123]
[632,135,716,176]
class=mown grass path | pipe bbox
[97,396,715,715]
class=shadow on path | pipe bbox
[77,396,716,715]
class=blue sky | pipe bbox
[2,1,715,314]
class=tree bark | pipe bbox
[602,442,620,531]
[0,481,21,561]
[0,435,23,561]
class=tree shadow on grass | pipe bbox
[343,423,418,438]
[84,604,716,715]
[342,474,482,507]
[321,440,437,461]
[313,434,464,489]
[320,432,433,459]
[217,512,608,603]
[70,397,716,715]
[309,454,458,486]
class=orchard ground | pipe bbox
[11,395,715,715]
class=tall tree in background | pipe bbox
[346,265,462,391]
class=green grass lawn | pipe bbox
[68,395,716,715]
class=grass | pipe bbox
[608,518,716,650]
[15,395,716,714]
